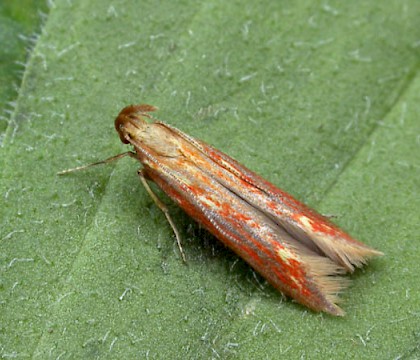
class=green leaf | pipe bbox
[1,1,419,359]
[0,1,49,135]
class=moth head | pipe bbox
[115,104,157,144]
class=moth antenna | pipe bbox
[57,152,135,175]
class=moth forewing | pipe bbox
[171,134,383,272]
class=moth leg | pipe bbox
[137,169,186,263]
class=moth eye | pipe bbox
[116,125,130,144]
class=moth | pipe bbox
[60,104,383,316]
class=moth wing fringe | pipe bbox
[311,235,384,272]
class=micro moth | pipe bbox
[60,104,383,316]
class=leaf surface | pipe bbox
[1,1,419,359]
